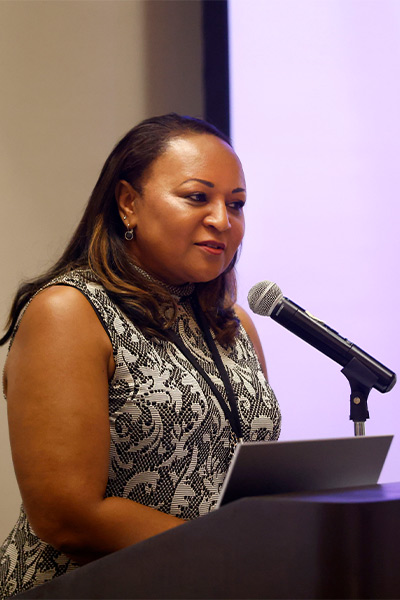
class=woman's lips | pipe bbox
[195,240,226,255]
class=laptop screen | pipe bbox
[217,435,393,508]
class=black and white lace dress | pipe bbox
[0,269,281,597]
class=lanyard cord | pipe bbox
[166,297,243,441]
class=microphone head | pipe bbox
[248,280,283,316]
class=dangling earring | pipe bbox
[125,228,134,241]
[122,215,134,241]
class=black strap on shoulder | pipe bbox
[166,297,243,440]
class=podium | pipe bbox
[17,482,400,599]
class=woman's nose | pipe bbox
[203,200,231,231]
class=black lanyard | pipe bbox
[167,296,243,441]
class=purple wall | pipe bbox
[229,0,400,482]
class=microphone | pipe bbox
[248,281,396,393]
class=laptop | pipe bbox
[217,435,393,508]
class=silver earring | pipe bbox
[125,228,134,241]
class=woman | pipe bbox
[0,113,281,596]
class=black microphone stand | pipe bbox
[341,357,379,436]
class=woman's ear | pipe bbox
[115,180,139,226]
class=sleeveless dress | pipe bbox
[0,269,281,597]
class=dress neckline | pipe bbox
[131,264,196,299]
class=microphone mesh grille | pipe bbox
[247,281,283,316]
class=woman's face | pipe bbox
[118,133,246,285]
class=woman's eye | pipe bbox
[187,192,207,203]
[227,200,245,211]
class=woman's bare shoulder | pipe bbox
[15,283,105,332]
[4,284,114,392]
[24,283,94,315]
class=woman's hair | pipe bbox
[1,113,240,347]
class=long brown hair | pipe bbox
[1,114,240,347]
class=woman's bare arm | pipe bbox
[234,303,268,380]
[4,286,184,565]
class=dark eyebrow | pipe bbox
[182,179,246,194]
[181,178,214,188]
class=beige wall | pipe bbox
[0,0,203,541]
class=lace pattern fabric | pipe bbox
[0,269,281,597]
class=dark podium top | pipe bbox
[16,482,400,599]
